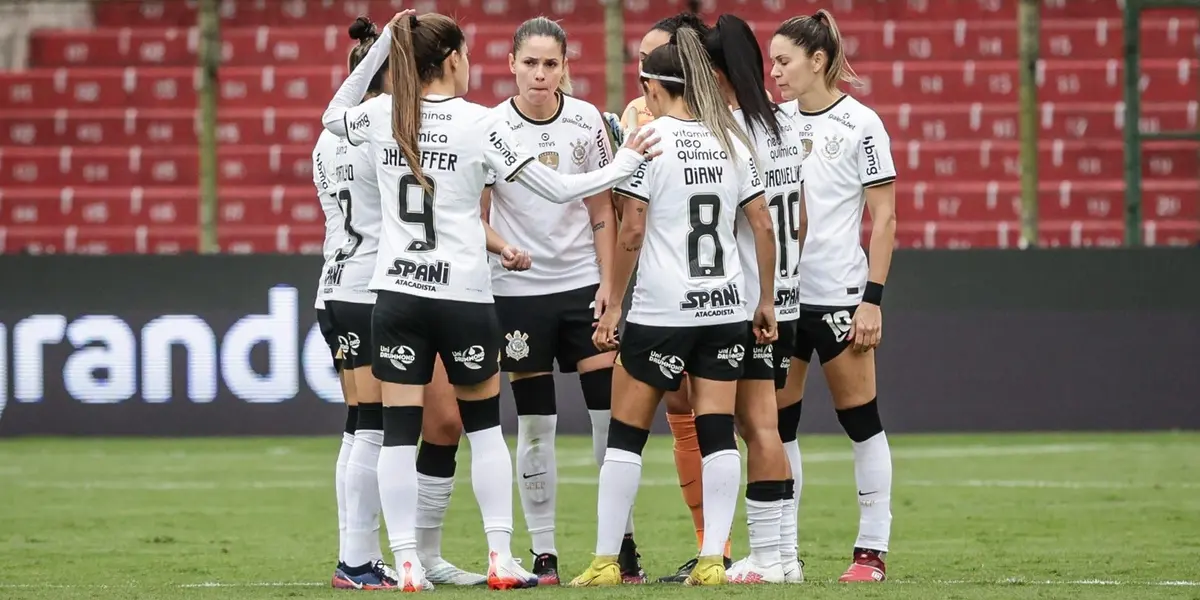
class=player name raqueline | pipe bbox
[381,147,458,172]
[684,166,724,185]
[765,164,801,188]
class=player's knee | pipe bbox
[694,413,737,457]
[578,367,613,411]
[835,397,883,443]
[778,400,803,444]
[606,417,650,457]
[424,413,462,444]
[511,373,556,416]
[456,395,501,434]
[382,406,423,447]
[416,439,458,478]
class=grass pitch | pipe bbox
[1,432,1198,599]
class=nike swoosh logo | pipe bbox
[858,490,876,496]
[522,472,547,479]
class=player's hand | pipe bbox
[389,9,417,27]
[499,245,531,271]
[752,302,778,345]
[623,126,662,161]
[592,284,611,320]
[592,306,622,352]
[847,302,881,352]
[602,112,626,147]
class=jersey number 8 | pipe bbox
[686,193,725,279]
[398,174,438,252]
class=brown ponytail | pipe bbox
[775,9,862,93]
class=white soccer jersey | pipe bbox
[488,94,613,296]
[614,117,764,328]
[784,96,896,306]
[732,108,806,321]
[312,129,343,310]
[340,94,541,304]
[320,135,382,305]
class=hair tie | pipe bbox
[811,12,825,23]
[409,15,419,28]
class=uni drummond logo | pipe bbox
[0,286,342,422]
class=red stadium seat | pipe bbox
[1,0,1196,251]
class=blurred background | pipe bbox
[0,0,1197,437]
[0,0,1196,254]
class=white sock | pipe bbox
[698,449,741,558]
[377,444,419,559]
[415,473,452,562]
[852,432,893,552]
[745,497,783,567]
[344,428,383,567]
[465,425,515,557]
[516,414,558,556]
[596,448,642,556]
[781,440,802,561]
[589,410,636,536]
[335,432,354,564]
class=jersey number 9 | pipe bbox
[687,193,725,279]
[398,174,438,252]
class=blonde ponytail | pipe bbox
[675,27,753,162]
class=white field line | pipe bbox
[0,579,1197,590]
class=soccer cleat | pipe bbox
[531,551,560,586]
[332,560,407,591]
[393,559,435,592]
[684,555,727,586]
[838,548,886,582]
[782,558,805,583]
[656,556,697,583]
[422,557,487,586]
[487,551,538,590]
[567,555,622,587]
[618,535,648,584]
[726,556,786,584]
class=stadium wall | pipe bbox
[1,250,1197,437]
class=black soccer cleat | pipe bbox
[618,535,648,584]
[531,551,560,586]
[657,556,698,584]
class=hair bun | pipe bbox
[348,16,378,42]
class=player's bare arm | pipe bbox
[742,195,779,344]
[850,181,895,352]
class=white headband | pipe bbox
[640,71,685,84]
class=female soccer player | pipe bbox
[321,10,660,591]
[483,16,644,585]
[703,14,809,584]
[316,18,393,590]
[569,26,777,588]
[770,9,898,583]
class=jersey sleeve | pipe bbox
[482,113,537,183]
[312,138,331,193]
[484,168,497,187]
[586,108,614,170]
[339,96,386,147]
[859,114,897,188]
[613,158,651,204]
[321,24,392,143]
[736,141,766,207]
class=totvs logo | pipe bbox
[0,286,341,416]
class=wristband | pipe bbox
[863,281,884,306]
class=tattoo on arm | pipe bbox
[635,206,645,214]
[592,222,606,232]
[621,242,642,252]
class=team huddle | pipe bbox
[312,4,897,591]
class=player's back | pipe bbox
[323,130,381,302]
[619,117,753,328]
[732,108,805,320]
[313,129,345,265]
[366,95,503,303]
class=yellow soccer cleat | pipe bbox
[567,556,622,587]
[685,555,728,586]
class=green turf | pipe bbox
[1,432,1198,599]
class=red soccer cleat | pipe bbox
[838,548,886,582]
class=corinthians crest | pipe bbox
[820,134,845,160]
[505,330,530,361]
[538,151,559,170]
[570,139,588,166]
